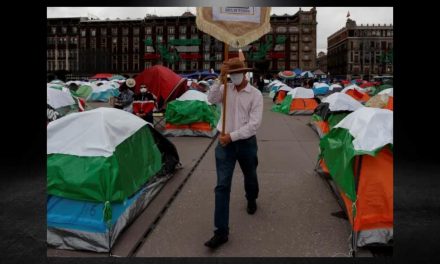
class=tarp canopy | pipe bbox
[287,87,315,99]
[134,65,188,109]
[322,92,364,112]
[181,71,219,80]
[378,88,393,96]
[90,73,113,79]
[329,84,343,91]
[313,69,325,75]
[165,90,220,129]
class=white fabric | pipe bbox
[178,90,211,105]
[342,84,366,93]
[47,87,75,109]
[47,108,147,157]
[212,7,261,23]
[268,80,284,88]
[314,83,330,89]
[278,85,293,92]
[287,87,314,99]
[329,84,342,90]
[334,107,393,152]
[91,83,119,92]
[322,92,364,112]
[379,88,393,97]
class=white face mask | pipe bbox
[140,88,147,93]
[230,73,244,86]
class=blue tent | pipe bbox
[292,68,302,76]
[181,71,218,80]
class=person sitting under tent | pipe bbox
[114,78,135,112]
[133,84,156,123]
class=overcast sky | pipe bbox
[47,7,393,53]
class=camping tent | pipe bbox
[164,90,220,137]
[312,83,330,96]
[134,65,188,110]
[47,86,86,123]
[318,107,393,249]
[47,108,180,252]
[273,85,294,104]
[366,88,393,111]
[272,87,319,115]
[310,92,364,138]
[342,84,371,103]
[87,81,120,102]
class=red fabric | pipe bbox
[134,65,188,108]
[90,73,113,79]
[132,101,155,114]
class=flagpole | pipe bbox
[221,43,229,136]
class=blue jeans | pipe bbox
[214,135,259,235]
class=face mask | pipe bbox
[230,73,244,86]
[140,88,147,93]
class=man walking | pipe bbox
[205,57,264,249]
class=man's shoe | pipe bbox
[204,234,228,249]
[247,200,257,215]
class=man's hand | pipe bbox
[219,133,232,147]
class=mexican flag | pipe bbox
[47,108,162,222]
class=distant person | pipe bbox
[256,75,265,93]
[133,84,156,123]
[114,78,135,112]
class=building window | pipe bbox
[81,29,86,37]
[290,53,297,60]
[123,27,129,36]
[157,35,163,43]
[288,26,299,33]
[51,27,56,34]
[180,26,187,34]
[72,27,77,34]
[204,44,210,52]
[145,27,152,34]
[112,27,118,35]
[168,35,175,42]
[191,34,198,40]
[354,55,359,63]
[61,27,67,34]
[303,27,310,33]
[215,62,222,70]
[276,26,287,33]
[179,61,186,71]
[180,34,186,40]
[303,54,310,60]
[215,52,222,61]
[203,62,210,70]
[303,45,310,51]
[144,61,152,69]
[191,26,197,34]
[277,60,285,70]
[91,28,96,37]
[168,26,175,34]
[133,27,139,35]
[112,37,118,44]
[204,53,210,60]
[101,28,107,35]
[290,44,297,51]
[290,35,298,42]
[191,61,198,70]
[156,26,163,34]
[203,34,211,42]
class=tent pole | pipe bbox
[221,43,229,136]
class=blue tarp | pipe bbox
[312,86,330,95]
[292,68,302,75]
[87,89,120,102]
[47,186,144,233]
[181,71,219,80]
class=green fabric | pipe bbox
[272,95,292,114]
[319,128,389,202]
[72,85,92,99]
[276,35,286,44]
[157,44,179,64]
[373,84,393,96]
[311,114,323,122]
[168,38,201,46]
[327,113,349,130]
[47,125,162,205]
[144,37,153,46]
[165,100,220,128]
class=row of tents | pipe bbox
[269,78,394,252]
